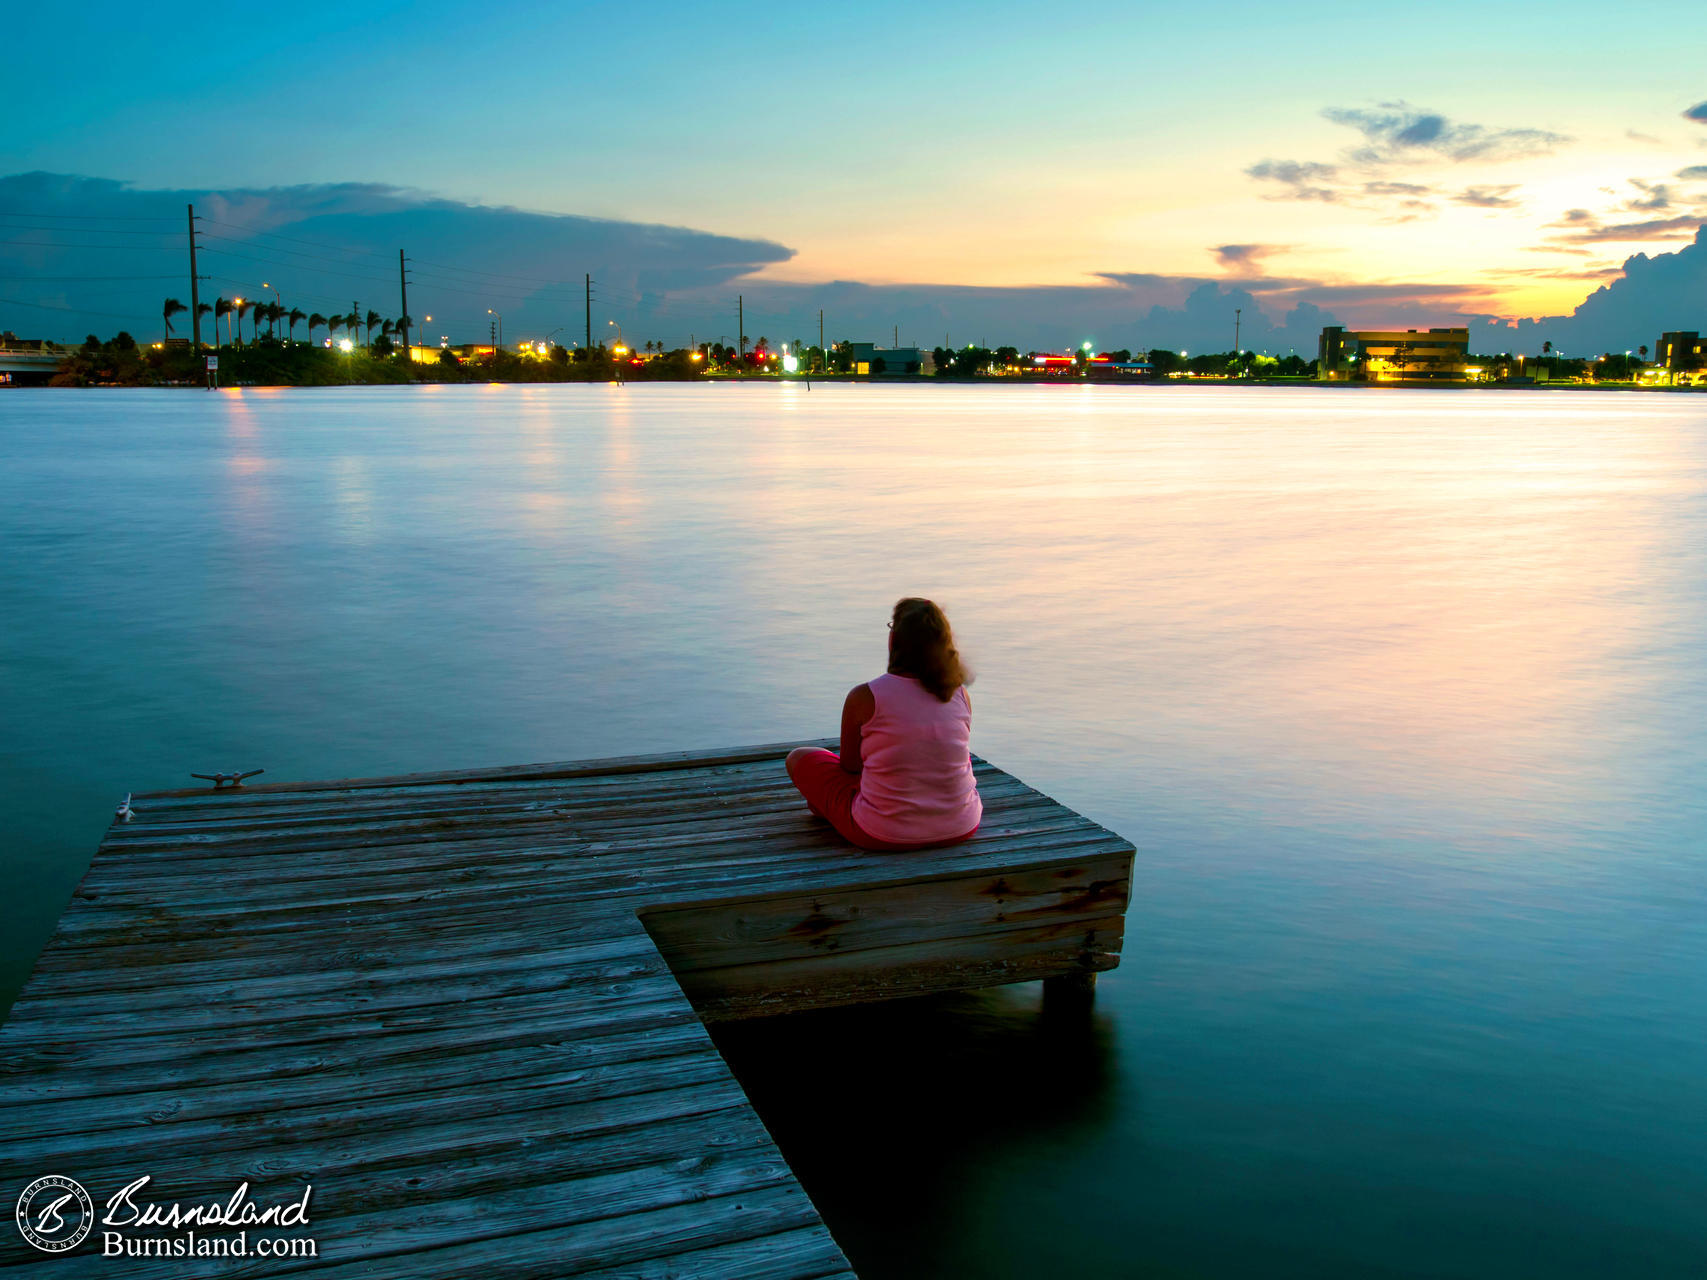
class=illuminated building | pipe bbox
[1655,331,1704,384]
[846,342,927,376]
[1318,327,1469,382]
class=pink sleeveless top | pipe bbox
[852,672,982,845]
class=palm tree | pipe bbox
[346,311,361,347]
[195,301,212,345]
[308,313,326,345]
[365,309,381,349]
[287,307,306,343]
[327,315,344,346]
[380,319,395,347]
[162,298,186,343]
[213,297,232,349]
[234,299,253,347]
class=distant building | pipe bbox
[846,342,927,376]
[0,331,57,352]
[1655,331,1703,383]
[1085,357,1153,379]
[1319,327,1469,382]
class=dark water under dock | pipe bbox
[3,384,1706,1277]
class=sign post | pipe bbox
[206,354,219,390]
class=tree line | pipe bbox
[162,296,415,352]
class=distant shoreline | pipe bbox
[8,373,1700,392]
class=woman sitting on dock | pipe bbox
[786,597,983,851]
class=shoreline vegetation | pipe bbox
[16,330,1703,390]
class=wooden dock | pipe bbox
[0,742,1134,1276]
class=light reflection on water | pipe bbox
[2,383,1705,1277]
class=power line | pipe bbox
[0,237,179,249]
[0,211,179,222]
[0,273,181,281]
[0,295,148,320]
[0,222,180,237]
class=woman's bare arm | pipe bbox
[840,683,875,775]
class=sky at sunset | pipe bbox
[5,0,1706,347]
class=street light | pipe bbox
[487,309,503,352]
[261,282,281,340]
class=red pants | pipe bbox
[785,748,977,852]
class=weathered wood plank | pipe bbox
[132,739,825,801]
[46,821,1117,952]
[642,852,1133,971]
[0,741,1135,1277]
[670,916,1127,1022]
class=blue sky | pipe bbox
[5,0,1707,344]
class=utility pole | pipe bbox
[819,310,825,372]
[1234,308,1241,354]
[894,324,898,348]
[738,296,744,357]
[186,204,202,350]
[353,302,361,350]
[398,250,410,362]
[584,274,592,352]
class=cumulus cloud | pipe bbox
[1677,165,1707,180]
[1684,102,1707,124]
[1322,101,1568,164]
[1515,226,1707,351]
[0,171,792,341]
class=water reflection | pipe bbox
[2,384,1704,1278]
[712,984,1119,1279]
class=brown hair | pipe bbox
[887,597,971,702]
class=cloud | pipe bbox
[1247,104,1559,215]
[1553,215,1704,243]
[1213,243,1286,269]
[1625,179,1673,211]
[1244,159,1341,201]
[1246,167,1440,215]
[1684,102,1707,124]
[1513,226,1707,352]
[1453,184,1522,209]
[1677,165,1707,180]
[0,171,792,341]
[1361,181,1433,197]
[1322,101,1569,164]
[1627,130,1664,145]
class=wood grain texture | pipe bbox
[0,743,1134,1277]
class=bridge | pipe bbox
[0,346,66,384]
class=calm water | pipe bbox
[3,383,1705,1276]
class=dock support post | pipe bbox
[1043,970,1097,1005]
